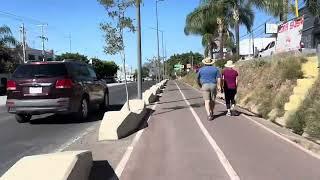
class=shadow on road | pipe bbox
[28,104,131,125]
[89,160,119,180]
[154,97,202,105]
[29,111,104,125]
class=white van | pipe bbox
[260,41,276,57]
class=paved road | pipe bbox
[0,81,155,176]
[120,81,320,180]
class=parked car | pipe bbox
[6,61,109,123]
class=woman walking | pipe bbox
[197,57,221,121]
[222,60,238,116]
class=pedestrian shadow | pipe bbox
[154,97,202,105]
[152,105,187,116]
[89,160,119,180]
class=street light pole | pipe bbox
[161,30,165,79]
[156,0,162,82]
[136,0,142,99]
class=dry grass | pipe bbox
[287,75,320,138]
[237,55,305,119]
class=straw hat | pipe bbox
[202,57,215,65]
[224,60,235,68]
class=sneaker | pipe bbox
[208,114,214,121]
[231,104,236,110]
[226,111,231,116]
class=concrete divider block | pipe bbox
[0,151,92,180]
[143,90,157,105]
[150,85,160,95]
[99,99,147,141]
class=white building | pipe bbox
[240,37,276,56]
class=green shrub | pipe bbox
[287,113,306,135]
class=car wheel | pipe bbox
[100,91,109,111]
[75,98,89,120]
[15,114,32,123]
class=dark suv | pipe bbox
[6,61,109,123]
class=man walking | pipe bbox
[197,57,221,121]
[222,60,238,116]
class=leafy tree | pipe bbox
[92,58,119,78]
[304,0,320,16]
[98,0,138,109]
[0,25,19,73]
[166,52,203,77]
[55,52,89,63]
[142,66,149,78]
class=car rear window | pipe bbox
[13,64,68,78]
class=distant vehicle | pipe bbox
[6,61,109,123]
[144,77,152,81]
[260,41,276,57]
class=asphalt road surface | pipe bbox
[120,81,320,180]
[0,81,155,176]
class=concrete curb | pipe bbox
[0,151,92,180]
[99,99,147,141]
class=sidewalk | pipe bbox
[119,80,320,180]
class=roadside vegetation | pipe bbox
[287,76,320,138]
[236,55,305,120]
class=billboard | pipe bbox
[276,17,304,53]
[265,23,278,34]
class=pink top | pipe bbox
[222,68,238,89]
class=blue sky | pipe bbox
[0,0,304,68]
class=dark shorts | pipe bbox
[201,83,217,101]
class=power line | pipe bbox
[0,10,46,24]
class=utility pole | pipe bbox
[67,33,72,53]
[136,0,142,99]
[37,24,48,61]
[20,23,27,63]
[191,55,194,71]
[251,30,255,57]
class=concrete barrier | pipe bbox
[99,99,147,140]
[0,151,92,180]
[143,90,157,105]
[150,85,160,95]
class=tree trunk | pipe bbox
[219,28,224,59]
[235,22,240,60]
[209,42,213,59]
[280,0,288,22]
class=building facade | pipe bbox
[300,6,320,48]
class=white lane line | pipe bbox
[55,123,97,152]
[115,100,159,178]
[242,114,320,160]
[183,82,320,160]
[175,82,240,180]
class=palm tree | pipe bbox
[184,5,219,59]
[0,25,17,62]
[304,0,320,16]
[0,25,16,49]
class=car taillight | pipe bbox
[56,79,73,89]
[7,80,16,91]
